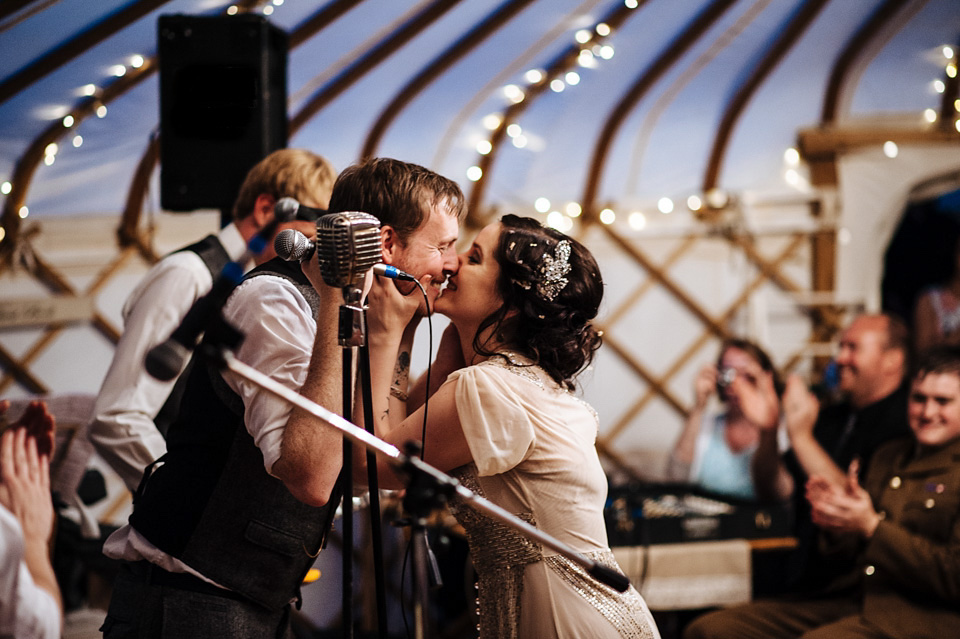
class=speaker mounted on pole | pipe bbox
[158,14,288,213]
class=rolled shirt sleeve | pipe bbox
[221,275,317,475]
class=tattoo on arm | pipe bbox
[393,351,411,389]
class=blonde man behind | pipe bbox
[88,149,335,493]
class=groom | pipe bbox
[100,158,464,638]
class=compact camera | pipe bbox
[717,367,737,388]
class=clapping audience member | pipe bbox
[753,315,910,574]
[686,345,960,638]
[0,400,61,639]
[667,339,784,500]
[683,313,911,637]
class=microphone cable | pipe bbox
[419,290,433,462]
[396,279,443,639]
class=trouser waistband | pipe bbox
[142,561,249,603]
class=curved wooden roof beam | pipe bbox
[580,0,739,224]
[623,0,772,198]
[467,0,643,223]
[429,0,606,180]
[288,0,365,49]
[0,0,265,261]
[361,0,537,160]
[702,0,830,194]
[0,59,158,265]
[820,0,917,125]
[804,0,924,189]
[0,0,175,106]
[0,0,46,24]
[290,0,463,135]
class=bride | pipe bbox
[359,214,660,639]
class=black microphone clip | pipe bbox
[274,197,326,223]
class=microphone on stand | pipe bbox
[274,228,316,262]
[315,211,382,291]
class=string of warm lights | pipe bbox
[464,23,959,235]
[465,0,638,232]
[226,0,284,17]
[0,0,281,246]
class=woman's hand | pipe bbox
[693,364,717,410]
[0,427,54,543]
[729,369,780,430]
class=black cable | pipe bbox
[400,537,412,638]
[419,290,433,461]
[398,280,432,639]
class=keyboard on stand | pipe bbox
[605,482,793,545]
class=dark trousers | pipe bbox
[101,561,291,639]
[682,596,888,639]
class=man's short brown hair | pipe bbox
[327,157,464,241]
[232,149,336,221]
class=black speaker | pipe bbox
[158,14,288,212]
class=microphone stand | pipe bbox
[358,344,389,638]
[210,348,632,638]
[338,285,388,639]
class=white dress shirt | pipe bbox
[103,272,318,586]
[88,223,247,493]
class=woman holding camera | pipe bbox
[667,339,784,500]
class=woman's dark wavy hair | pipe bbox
[473,214,604,390]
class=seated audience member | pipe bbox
[913,236,960,352]
[667,338,785,500]
[684,345,960,639]
[88,149,335,494]
[0,400,62,639]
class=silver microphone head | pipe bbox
[274,229,315,261]
[315,212,382,289]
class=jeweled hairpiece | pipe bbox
[538,239,571,301]
[507,232,572,301]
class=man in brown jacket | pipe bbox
[685,344,960,638]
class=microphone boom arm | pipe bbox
[217,349,630,594]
